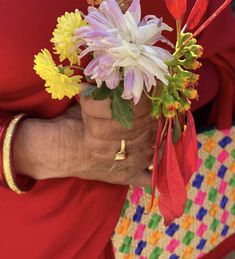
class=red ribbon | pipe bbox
[151,112,198,225]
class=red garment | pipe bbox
[142,0,235,128]
[0,1,128,258]
[0,112,13,188]
[202,233,235,259]
[0,0,234,258]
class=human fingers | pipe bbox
[82,130,155,187]
[74,134,154,186]
[82,110,156,140]
[83,126,156,160]
[80,93,151,119]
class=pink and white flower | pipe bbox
[76,0,173,104]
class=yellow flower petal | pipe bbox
[51,9,87,65]
[34,49,82,100]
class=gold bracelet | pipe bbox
[2,114,26,194]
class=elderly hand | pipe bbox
[13,95,155,187]
[79,94,156,186]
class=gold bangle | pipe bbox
[2,114,26,194]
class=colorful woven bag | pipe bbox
[112,126,235,258]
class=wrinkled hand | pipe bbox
[13,96,156,187]
[79,95,156,186]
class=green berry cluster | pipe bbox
[151,33,203,119]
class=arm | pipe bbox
[9,97,155,189]
[0,0,153,190]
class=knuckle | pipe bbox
[81,98,112,119]
[128,148,153,170]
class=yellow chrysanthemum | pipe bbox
[51,9,86,65]
[34,49,82,100]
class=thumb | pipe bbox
[80,83,112,119]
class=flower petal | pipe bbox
[123,67,135,98]
[100,0,127,33]
[84,57,99,76]
[122,67,143,104]
[99,54,115,69]
[138,55,168,84]
[86,7,111,30]
[105,69,120,89]
[142,69,156,92]
[123,12,139,42]
[132,68,144,104]
[141,45,173,62]
[127,0,141,24]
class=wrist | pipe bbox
[13,118,39,179]
[13,116,76,180]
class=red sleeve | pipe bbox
[197,0,235,129]
[0,0,88,118]
[0,112,14,188]
[0,0,89,187]
[0,3,128,259]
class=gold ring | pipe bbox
[148,164,153,172]
[114,139,128,161]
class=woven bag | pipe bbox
[112,126,235,259]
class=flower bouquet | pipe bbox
[34,0,231,225]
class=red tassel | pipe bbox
[156,118,186,225]
[193,0,232,37]
[148,116,163,213]
[184,0,209,31]
[175,112,198,185]
[164,0,187,21]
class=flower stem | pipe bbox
[174,36,192,57]
[65,65,84,71]
[176,20,181,40]
[160,118,169,143]
[143,88,159,101]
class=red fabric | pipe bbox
[142,0,235,128]
[185,0,209,31]
[196,0,235,129]
[0,112,13,188]
[0,1,128,258]
[202,233,235,259]
[0,0,234,258]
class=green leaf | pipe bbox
[151,99,161,119]
[92,83,111,100]
[172,113,182,144]
[110,87,134,129]
[80,84,96,100]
